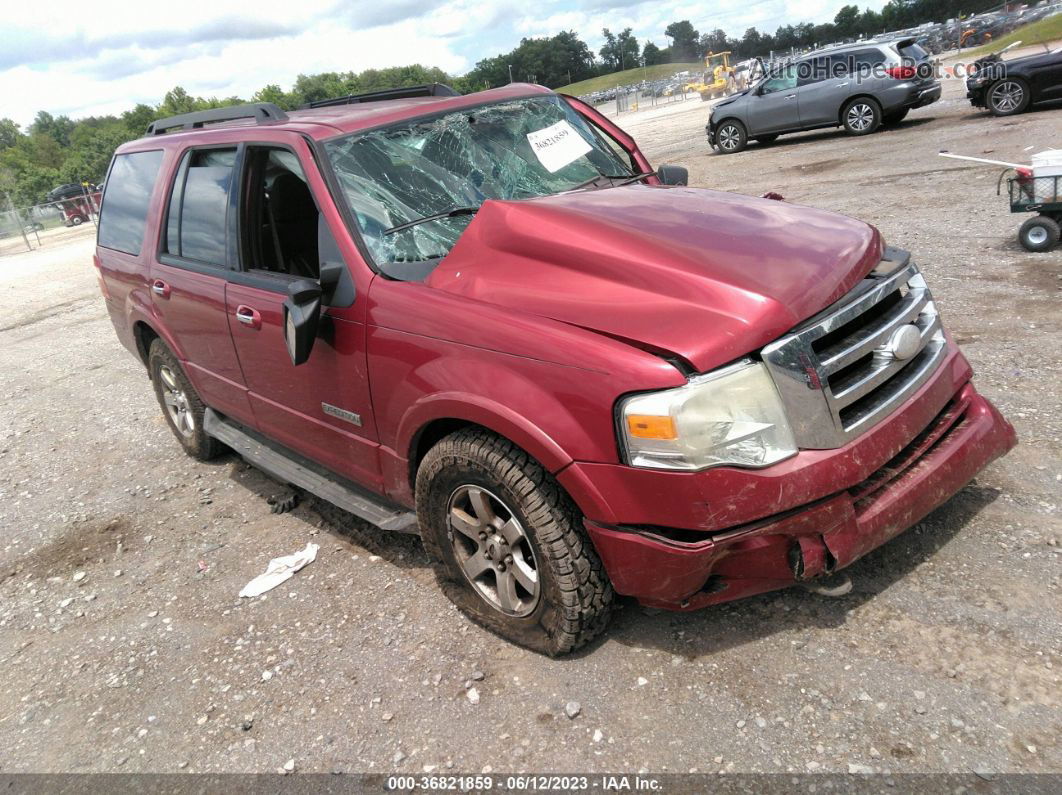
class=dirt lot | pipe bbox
[0,67,1059,777]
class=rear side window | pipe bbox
[98,150,164,255]
[165,148,237,266]
[897,42,928,62]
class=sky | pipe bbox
[0,0,885,128]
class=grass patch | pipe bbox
[965,13,1062,58]
[557,63,705,95]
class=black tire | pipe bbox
[754,134,778,144]
[71,216,84,226]
[416,428,613,656]
[715,119,748,154]
[147,339,224,461]
[987,78,1030,116]
[1018,215,1060,253]
[842,97,882,135]
[882,108,909,126]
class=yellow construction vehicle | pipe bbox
[698,51,735,101]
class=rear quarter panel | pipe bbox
[96,145,179,364]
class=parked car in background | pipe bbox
[967,45,1062,116]
[96,84,1014,655]
[708,38,941,153]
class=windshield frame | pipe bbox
[317,91,639,280]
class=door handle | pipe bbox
[784,94,796,99]
[235,305,262,329]
[151,279,170,298]
[838,82,850,88]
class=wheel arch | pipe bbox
[838,93,881,125]
[132,320,160,367]
[403,397,576,495]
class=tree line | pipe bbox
[1,0,1000,206]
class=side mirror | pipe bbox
[656,165,689,186]
[283,279,322,366]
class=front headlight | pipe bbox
[618,360,797,471]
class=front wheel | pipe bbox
[988,78,1030,116]
[715,120,748,154]
[416,429,613,656]
[1018,215,1060,252]
[842,98,881,135]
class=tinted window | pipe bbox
[898,42,928,62]
[165,148,236,265]
[798,57,830,85]
[761,65,798,93]
[98,150,163,255]
[827,50,885,78]
[853,49,886,70]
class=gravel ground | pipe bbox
[0,66,1059,777]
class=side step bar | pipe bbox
[204,409,419,534]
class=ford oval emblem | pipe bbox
[885,324,922,361]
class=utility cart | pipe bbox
[941,150,1062,253]
[1005,170,1062,253]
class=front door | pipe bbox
[224,144,381,490]
[748,65,800,134]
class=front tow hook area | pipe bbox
[789,535,852,596]
[801,573,854,597]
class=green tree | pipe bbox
[642,41,665,66]
[0,118,21,150]
[599,28,639,72]
[29,111,75,148]
[122,104,157,135]
[252,84,297,110]
[833,4,862,38]
[664,20,700,61]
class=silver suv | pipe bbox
[707,38,941,154]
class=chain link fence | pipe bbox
[1,190,100,257]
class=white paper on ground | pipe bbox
[238,542,319,598]
[526,120,592,173]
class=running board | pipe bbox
[203,409,419,534]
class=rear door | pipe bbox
[793,56,841,127]
[799,51,886,127]
[223,141,382,491]
[151,146,254,425]
[747,64,800,134]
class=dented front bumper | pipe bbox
[566,354,1015,609]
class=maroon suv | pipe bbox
[94,83,1016,655]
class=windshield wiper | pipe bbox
[617,170,657,185]
[571,171,656,191]
[384,206,479,236]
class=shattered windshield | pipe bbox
[323,95,634,273]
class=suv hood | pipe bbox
[426,185,882,373]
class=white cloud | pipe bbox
[0,0,881,127]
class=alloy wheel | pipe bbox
[990,81,1023,113]
[847,103,874,131]
[447,485,540,617]
[158,365,195,438]
[718,125,741,151]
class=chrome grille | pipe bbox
[761,248,947,449]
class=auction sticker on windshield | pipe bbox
[527,120,592,173]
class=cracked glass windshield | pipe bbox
[323,95,634,273]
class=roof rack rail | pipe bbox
[146,103,289,135]
[302,83,460,109]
